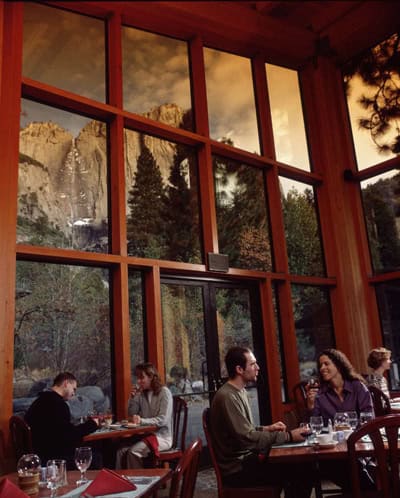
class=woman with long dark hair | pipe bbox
[306,348,373,424]
[116,362,173,469]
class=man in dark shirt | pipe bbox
[25,372,98,469]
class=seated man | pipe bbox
[210,346,312,498]
[25,372,98,469]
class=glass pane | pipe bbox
[122,27,192,131]
[375,280,400,389]
[204,48,260,154]
[361,171,400,273]
[14,262,111,421]
[280,178,325,276]
[128,270,145,371]
[266,64,310,170]
[292,284,335,380]
[272,283,287,402]
[343,33,400,170]
[23,3,105,102]
[213,155,272,271]
[215,287,259,425]
[161,283,207,448]
[18,99,109,252]
[125,131,202,263]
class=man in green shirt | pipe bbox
[210,346,312,497]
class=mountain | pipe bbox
[18,103,185,249]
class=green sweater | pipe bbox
[210,382,287,476]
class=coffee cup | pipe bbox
[316,434,333,445]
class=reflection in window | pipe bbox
[213,155,272,271]
[161,283,206,394]
[128,270,145,372]
[280,178,324,276]
[292,284,335,380]
[125,131,202,263]
[343,33,400,170]
[266,64,310,170]
[122,27,192,131]
[375,280,400,389]
[14,262,111,417]
[18,99,109,252]
[361,171,400,273]
[204,48,260,154]
[23,3,105,102]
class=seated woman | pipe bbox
[116,362,173,469]
[306,348,373,424]
[366,347,400,402]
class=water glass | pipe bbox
[46,460,66,498]
[309,416,323,435]
[359,411,374,425]
[346,411,358,430]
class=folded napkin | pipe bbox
[142,434,160,458]
[0,478,29,498]
[82,469,136,497]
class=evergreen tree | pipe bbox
[127,143,166,258]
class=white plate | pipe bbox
[109,423,122,429]
[122,423,138,428]
[317,440,338,449]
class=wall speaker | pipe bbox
[207,253,229,272]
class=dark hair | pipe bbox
[318,348,365,384]
[53,372,76,386]
[225,346,251,379]
[135,362,163,395]
[367,347,391,369]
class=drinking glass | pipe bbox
[346,411,358,430]
[309,416,323,435]
[359,411,374,425]
[46,460,64,498]
[333,412,350,431]
[74,447,92,485]
[299,422,313,445]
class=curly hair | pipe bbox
[135,362,163,395]
[367,347,391,370]
[318,348,365,384]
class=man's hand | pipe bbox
[291,427,307,442]
[263,421,286,432]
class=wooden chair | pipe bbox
[154,396,188,468]
[202,408,281,498]
[9,415,33,462]
[368,385,392,416]
[331,413,400,498]
[169,438,202,498]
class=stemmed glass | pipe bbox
[46,460,63,498]
[299,422,313,445]
[309,416,323,436]
[74,447,92,485]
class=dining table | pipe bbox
[1,468,171,498]
[269,438,378,498]
[83,424,157,443]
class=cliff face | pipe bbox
[18,103,184,246]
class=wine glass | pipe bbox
[46,460,63,498]
[299,422,313,445]
[309,416,323,436]
[74,447,92,485]
[346,411,358,430]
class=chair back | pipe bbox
[9,415,33,462]
[172,396,188,451]
[368,385,391,416]
[346,413,400,498]
[202,408,225,497]
[169,438,202,498]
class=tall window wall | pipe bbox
[9,1,338,419]
[344,32,400,388]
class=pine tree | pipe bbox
[127,143,166,258]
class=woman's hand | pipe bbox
[131,414,141,424]
[263,421,287,432]
[130,384,141,398]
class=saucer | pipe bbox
[109,423,122,429]
[123,423,138,428]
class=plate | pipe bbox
[316,440,338,449]
[122,423,138,428]
[109,423,122,429]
